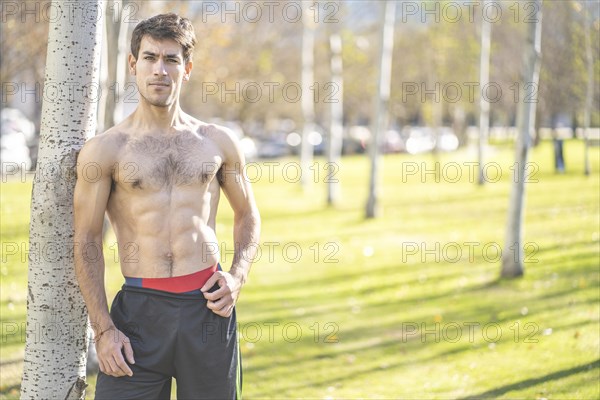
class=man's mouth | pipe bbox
[149,82,170,87]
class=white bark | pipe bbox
[113,0,133,124]
[502,0,543,278]
[300,2,316,187]
[583,4,593,176]
[327,31,343,206]
[98,0,122,134]
[20,1,103,398]
[478,0,492,185]
[366,1,396,218]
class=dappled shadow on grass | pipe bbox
[244,260,594,337]
[242,267,597,387]
[238,268,503,334]
[245,261,408,296]
[245,319,476,376]
[549,318,600,335]
[458,359,600,399]
[533,240,600,256]
[250,344,473,398]
[0,384,20,397]
[258,205,358,222]
[242,276,511,375]
[532,252,599,274]
[242,262,472,311]
[0,358,22,368]
[0,357,22,397]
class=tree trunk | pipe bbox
[366,0,396,218]
[501,0,543,278]
[98,0,122,134]
[478,0,492,185]
[300,2,316,188]
[113,0,133,124]
[20,1,103,398]
[583,2,593,176]
[327,30,343,206]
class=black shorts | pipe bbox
[94,285,241,400]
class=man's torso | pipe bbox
[102,119,225,278]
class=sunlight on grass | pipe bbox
[1,140,598,399]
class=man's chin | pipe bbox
[149,101,170,107]
[147,97,173,107]
[139,91,175,108]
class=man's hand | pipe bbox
[201,270,243,317]
[95,327,135,377]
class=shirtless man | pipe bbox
[73,13,260,399]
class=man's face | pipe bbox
[129,36,192,108]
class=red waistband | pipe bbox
[126,264,219,293]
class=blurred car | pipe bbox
[342,125,370,155]
[1,108,35,172]
[436,128,459,152]
[402,126,459,154]
[283,129,324,157]
[239,137,258,161]
[257,138,290,158]
[404,126,436,154]
[381,129,405,153]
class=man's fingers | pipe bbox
[123,340,135,364]
[219,302,233,315]
[201,272,221,292]
[114,352,133,377]
[213,303,234,317]
[106,358,121,376]
[207,295,230,311]
[202,271,240,315]
[204,284,229,300]
[207,296,235,317]
[99,359,108,375]
[206,299,220,311]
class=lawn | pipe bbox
[1,140,599,399]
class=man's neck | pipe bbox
[130,100,188,133]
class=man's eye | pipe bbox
[144,56,154,60]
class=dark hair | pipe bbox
[130,13,196,63]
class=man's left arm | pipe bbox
[201,128,261,317]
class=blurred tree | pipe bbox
[301,2,317,188]
[327,25,343,205]
[98,0,125,132]
[366,1,396,219]
[537,1,583,145]
[184,8,303,132]
[487,6,527,129]
[389,1,481,133]
[478,0,492,185]
[20,1,103,398]
[338,27,376,125]
[502,0,543,278]
[580,1,596,176]
[4,1,596,143]
[0,2,49,125]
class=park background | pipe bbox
[1,0,599,398]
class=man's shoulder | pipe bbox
[87,126,130,148]
[79,127,128,166]
[180,112,241,142]
[200,121,242,146]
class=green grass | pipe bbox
[1,140,599,399]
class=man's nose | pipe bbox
[153,59,167,75]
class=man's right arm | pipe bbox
[74,136,134,377]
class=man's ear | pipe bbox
[183,60,193,81]
[128,53,137,75]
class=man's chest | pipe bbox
[112,133,223,190]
